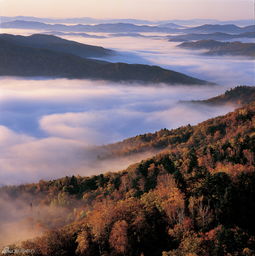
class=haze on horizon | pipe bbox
[0,0,253,21]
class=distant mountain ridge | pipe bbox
[168,32,255,42]
[183,24,255,34]
[158,22,185,29]
[1,16,253,26]
[0,16,159,25]
[1,20,254,34]
[44,31,107,39]
[0,20,179,33]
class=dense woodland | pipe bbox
[1,91,254,255]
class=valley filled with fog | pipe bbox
[0,27,254,185]
[0,0,254,251]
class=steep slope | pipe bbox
[1,103,254,255]
[0,37,211,85]
[0,33,113,58]
[178,40,255,57]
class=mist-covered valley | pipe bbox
[1,77,236,185]
[0,9,255,253]
[1,26,254,85]
[0,24,254,185]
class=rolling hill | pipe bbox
[0,35,211,85]
[0,33,113,58]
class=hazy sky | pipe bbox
[0,0,253,20]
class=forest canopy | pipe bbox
[1,98,254,256]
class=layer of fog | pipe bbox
[0,79,235,245]
[75,35,253,86]
[0,77,237,185]
[0,192,73,246]
[0,27,252,246]
[0,28,253,185]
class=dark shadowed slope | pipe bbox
[185,86,255,106]
[0,37,211,85]
[178,40,255,57]
[0,33,113,58]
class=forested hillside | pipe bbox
[1,101,254,256]
[101,86,255,158]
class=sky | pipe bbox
[0,0,253,20]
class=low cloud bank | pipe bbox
[0,78,235,185]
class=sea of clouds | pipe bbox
[0,29,254,185]
[0,78,235,185]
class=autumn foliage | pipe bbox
[1,102,255,255]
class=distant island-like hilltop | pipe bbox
[178,40,255,57]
